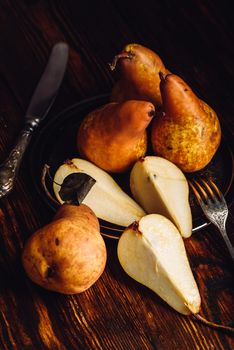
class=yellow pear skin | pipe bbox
[77,100,155,173]
[22,204,107,294]
[110,43,169,107]
[151,73,221,172]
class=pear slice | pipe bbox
[53,158,145,227]
[117,214,201,315]
[130,156,192,238]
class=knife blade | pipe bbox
[26,42,68,121]
[0,42,69,199]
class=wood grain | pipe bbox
[0,0,233,349]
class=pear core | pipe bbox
[118,214,201,315]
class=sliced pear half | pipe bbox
[130,156,192,238]
[53,158,145,227]
[117,214,201,315]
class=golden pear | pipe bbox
[110,43,169,107]
[151,73,221,172]
[77,100,155,173]
[22,204,107,294]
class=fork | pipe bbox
[189,178,234,263]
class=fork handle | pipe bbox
[218,227,234,263]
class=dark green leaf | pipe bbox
[59,173,96,205]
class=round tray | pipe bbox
[29,94,234,239]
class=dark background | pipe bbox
[0,1,233,349]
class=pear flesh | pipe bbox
[53,158,146,227]
[130,156,192,238]
[117,214,201,315]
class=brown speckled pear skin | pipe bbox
[151,73,221,172]
[22,204,107,294]
[111,44,169,107]
[77,100,155,173]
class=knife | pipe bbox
[0,42,69,199]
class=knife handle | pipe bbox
[0,118,40,199]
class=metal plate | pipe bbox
[29,94,234,239]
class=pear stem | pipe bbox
[41,164,60,208]
[159,71,167,81]
[193,314,234,334]
[109,52,134,71]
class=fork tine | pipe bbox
[190,178,234,263]
[209,179,223,200]
[189,180,204,204]
[200,178,222,204]
[193,180,209,202]
[201,179,219,204]
[200,179,214,198]
[189,180,198,199]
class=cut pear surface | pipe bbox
[117,214,201,315]
[53,158,145,227]
[130,156,192,238]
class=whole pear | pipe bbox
[77,100,155,173]
[110,43,169,107]
[22,204,107,294]
[151,73,221,172]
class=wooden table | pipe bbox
[0,1,233,349]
